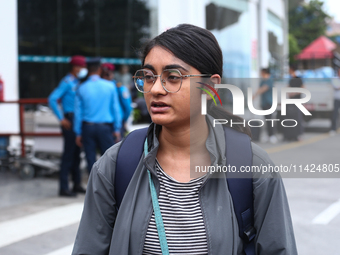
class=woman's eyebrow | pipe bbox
[141,64,156,72]
[164,64,189,72]
[142,64,189,73]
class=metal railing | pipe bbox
[0,99,61,157]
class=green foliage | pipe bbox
[132,108,141,123]
[289,0,330,50]
[288,0,304,11]
[288,34,300,64]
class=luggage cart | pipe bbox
[0,99,64,179]
[17,105,87,179]
[19,105,63,179]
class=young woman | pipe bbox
[72,24,297,255]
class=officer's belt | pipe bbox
[82,121,112,126]
[64,113,74,119]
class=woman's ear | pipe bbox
[196,74,221,101]
[197,74,222,102]
[210,74,221,87]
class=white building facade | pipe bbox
[153,0,288,78]
[0,0,287,134]
[0,1,19,134]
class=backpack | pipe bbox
[115,126,256,255]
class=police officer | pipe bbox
[48,55,87,197]
[74,58,122,172]
[101,63,132,138]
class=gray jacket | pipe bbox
[72,119,297,255]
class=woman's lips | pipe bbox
[150,102,170,113]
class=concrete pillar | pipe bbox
[0,1,19,133]
[259,0,269,69]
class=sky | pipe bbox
[318,0,340,22]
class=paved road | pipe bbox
[0,122,339,255]
[258,128,340,254]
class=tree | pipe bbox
[288,0,304,11]
[288,34,300,64]
[289,0,330,51]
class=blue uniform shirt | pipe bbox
[48,73,79,120]
[74,75,122,136]
[116,84,132,123]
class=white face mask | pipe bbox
[77,68,88,79]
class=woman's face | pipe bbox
[143,46,203,128]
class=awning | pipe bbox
[295,36,337,60]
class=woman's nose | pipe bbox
[150,76,167,95]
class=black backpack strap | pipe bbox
[115,127,148,209]
[224,127,256,255]
[115,126,256,254]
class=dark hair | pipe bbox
[101,66,112,79]
[142,24,223,77]
[289,63,298,71]
[140,24,251,137]
[88,63,101,74]
[261,68,270,75]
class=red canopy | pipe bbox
[295,36,336,60]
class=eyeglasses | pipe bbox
[133,69,211,93]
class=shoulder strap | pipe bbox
[115,126,256,254]
[115,127,148,209]
[224,127,256,255]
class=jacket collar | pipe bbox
[143,123,160,176]
[205,115,226,166]
[143,115,227,177]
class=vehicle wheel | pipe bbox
[19,164,35,180]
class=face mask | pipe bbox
[77,68,88,79]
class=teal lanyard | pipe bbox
[144,140,169,255]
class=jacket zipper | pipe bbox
[198,176,211,254]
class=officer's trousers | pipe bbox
[82,123,115,172]
[60,113,81,192]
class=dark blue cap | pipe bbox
[86,57,101,66]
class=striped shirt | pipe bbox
[143,160,208,255]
